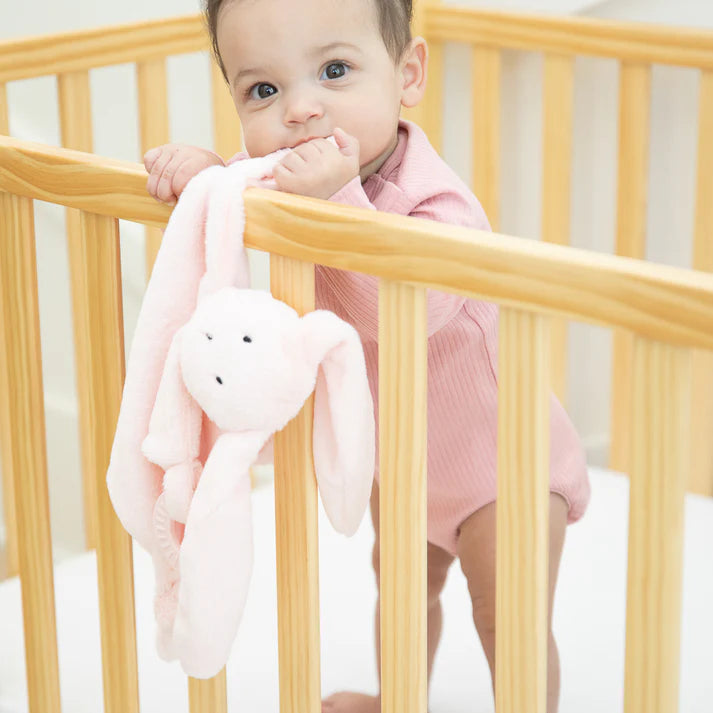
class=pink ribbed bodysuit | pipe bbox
[235,119,591,555]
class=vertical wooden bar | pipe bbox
[0,81,19,579]
[189,668,227,713]
[57,70,98,552]
[472,45,501,231]
[77,211,139,713]
[610,63,651,475]
[624,338,689,713]
[378,281,428,713]
[691,69,713,497]
[136,58,170,277]
[0,192,62,713]
[542,54,574,405]
[211,60,242,161]
[405,0,443,152]
[496,308,550,713]
[269,255,321,713]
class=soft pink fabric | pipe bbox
[106,150,375,678]
[232,119,590,555]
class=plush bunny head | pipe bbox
[142,284,375,536]
[181,288,314,434]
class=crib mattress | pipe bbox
[1,467,711,713]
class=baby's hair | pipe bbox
[204,0,414,83]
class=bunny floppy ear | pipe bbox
[141,327,204,524]
[298,310,375,536]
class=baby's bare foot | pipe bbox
[321,692,380,713]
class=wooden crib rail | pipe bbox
[411,2,713,493]
[1,134,712,348]
[0,136,708,713]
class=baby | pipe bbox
[144,0,591,711]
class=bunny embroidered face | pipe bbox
[179,288,315,433]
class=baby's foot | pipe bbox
[321,692,380,713]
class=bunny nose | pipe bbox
[216,376,223,385]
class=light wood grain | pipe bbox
[0,83,17,580]
[0,137,712,354]
[0,14,207,82]
[188,668,227,713]
[542,53,574,405]
[0,192,61,713]
[472,45,501,231]
[378,281,428,713]
[211,60,242,162]
[136,58,170,277]
[77,211,139,713]
[425,5,713,69]
[691,69,713,497]
[57,70,98,553]
[496,308,550,713]
[269,255,321,713]
[0,135,171,227]
[624,338,690,713]
[610,63,651,476]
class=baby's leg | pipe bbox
[456,493,568,713]
[322,482,455,713]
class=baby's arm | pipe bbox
[319,183,486,341]
[144,144,224,205]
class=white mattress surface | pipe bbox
[1,467,712,712]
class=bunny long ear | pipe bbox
[299,310,375,536]
[141,327,203,480]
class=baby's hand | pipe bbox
[273,128,359,200]
[144,144,224,205]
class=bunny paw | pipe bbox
[163,460,202,523]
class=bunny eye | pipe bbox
[216,376,223,385]
[243,335,252,343]
[205,333,213,341]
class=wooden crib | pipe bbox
[1,3,712,712]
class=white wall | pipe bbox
[1,0,711,556]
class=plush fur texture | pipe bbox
[106,145,374,678]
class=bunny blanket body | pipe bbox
[106,145,375,679]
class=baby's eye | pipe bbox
[321,62,349,81]
[248,83,277,100]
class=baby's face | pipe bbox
[217,0,406,177]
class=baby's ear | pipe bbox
[400,36,428,109]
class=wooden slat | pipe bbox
[136,58,170,276]
[0,14,207,83]
[0,81,19,579]
[624,338,690,713]
[57,70,98,552]
[378,281,428,713]
[269,255,321,713]
[0,192,61,713]
[610,63,651,475]
[425,5,713,69]
[542,54,574,404]
[77,211,139,713]
[496,308,550,713]
[691,69,713,497]
[1,137,713,352]
[211,60,242,162]
[472,45,501,231]
[188,668,227,713]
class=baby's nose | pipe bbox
[283,94,324,125]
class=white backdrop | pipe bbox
[1,0,711,555]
